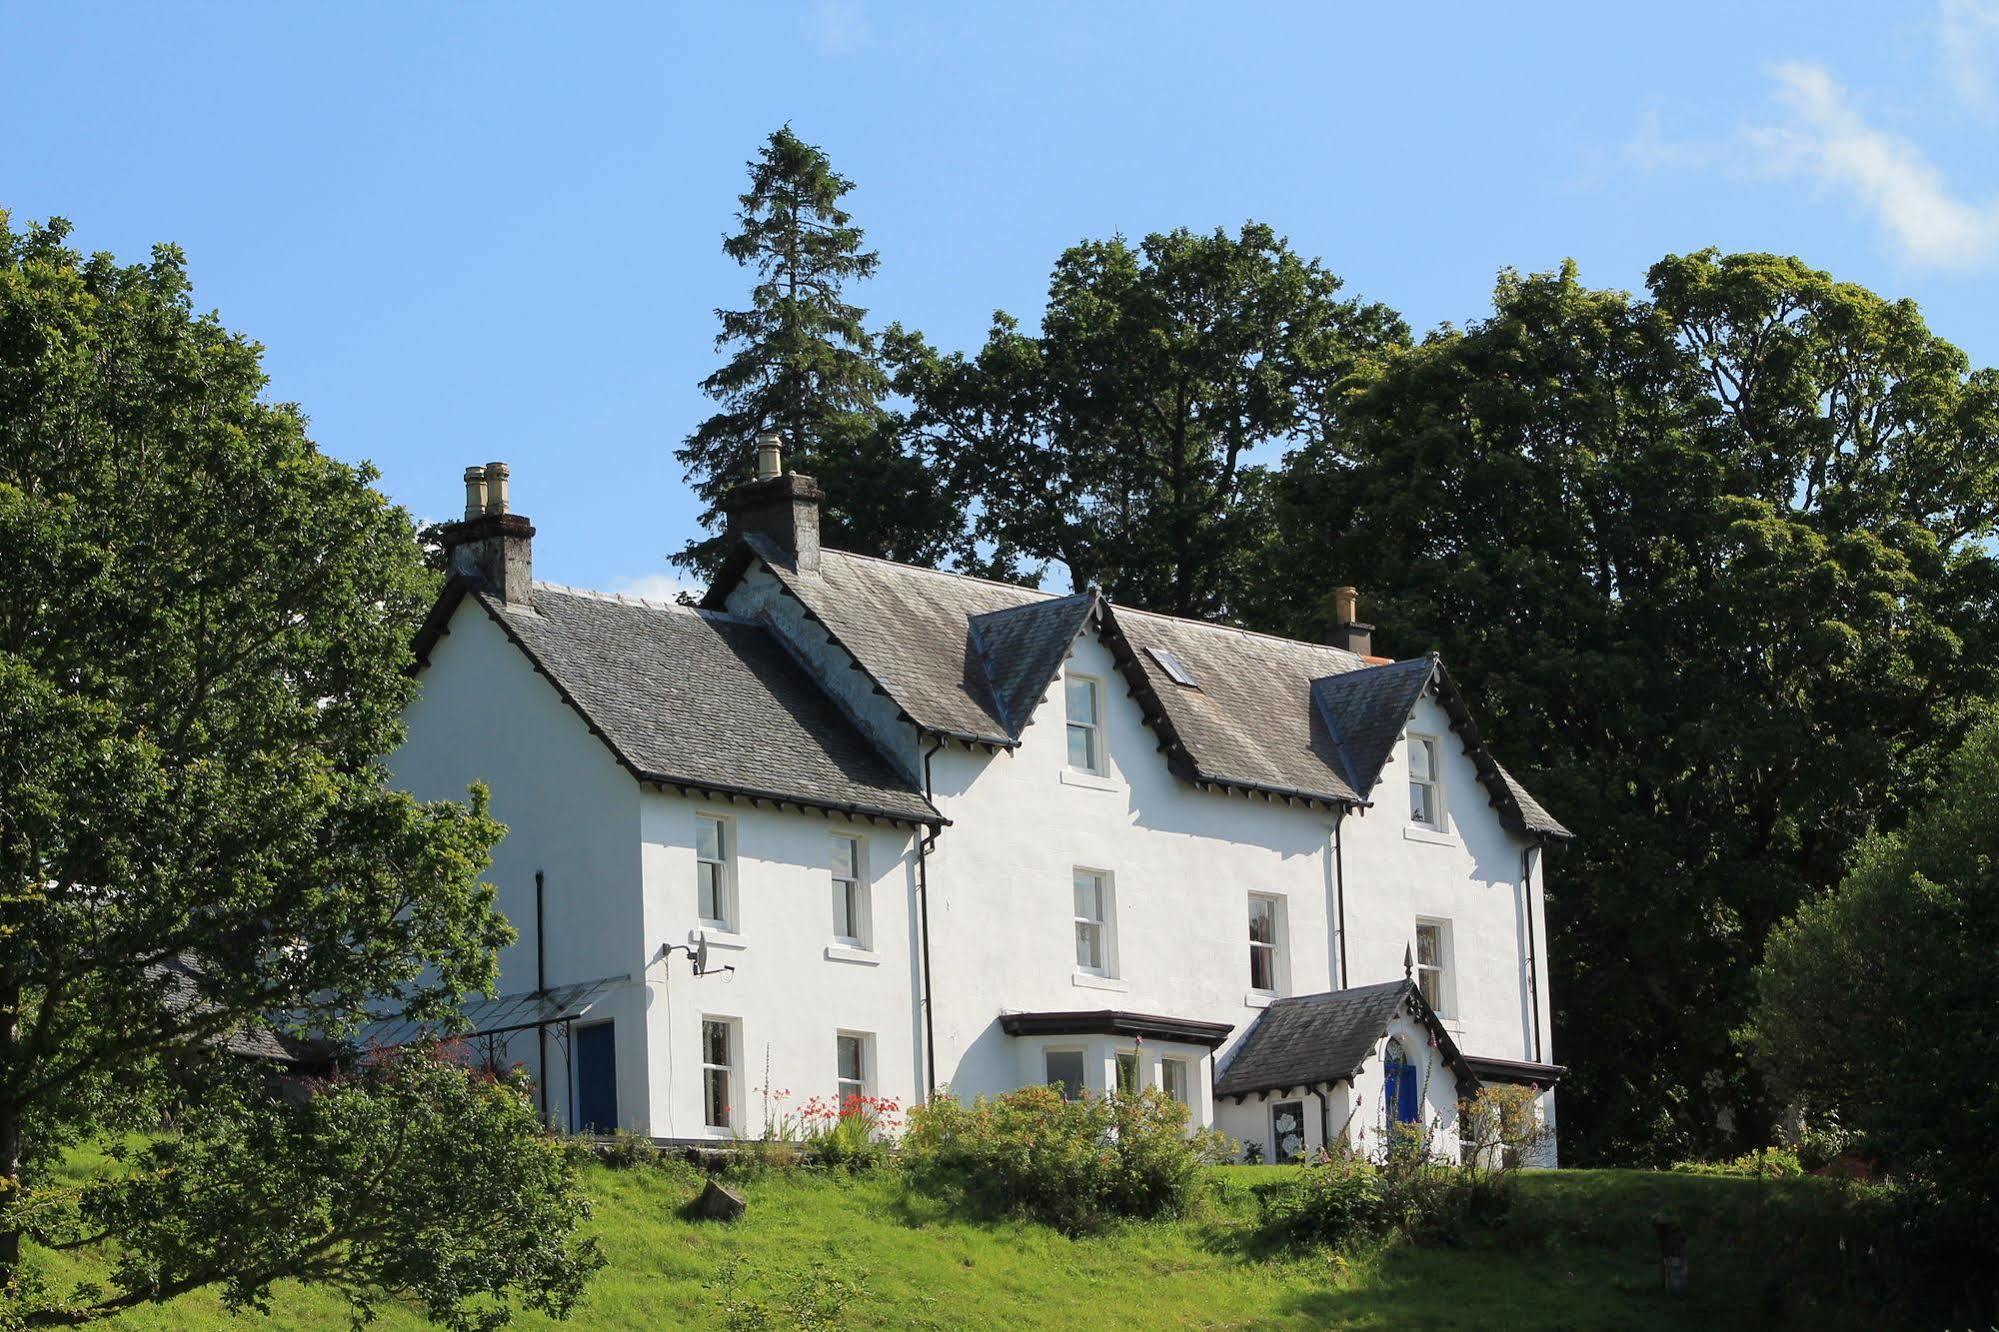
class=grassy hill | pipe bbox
[31,1159,1912,1329]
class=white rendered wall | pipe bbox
[409,567,1562,1146]
[924,629,1342,1098]
[389,601,649,1133]
[636,789,920,1140]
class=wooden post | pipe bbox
[1655,1218,1688,1294]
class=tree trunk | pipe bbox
[0,975,21,1279]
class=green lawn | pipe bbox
[30,1159,1917,1329]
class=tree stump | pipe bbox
[691,1177,746,1222]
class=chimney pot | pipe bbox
[755,432,784,481]
[1334,586,1359,626]
[1329,584,1374,657]
[483,461,511,515]
[442,463,534,604]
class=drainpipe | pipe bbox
[535,869,548,1124]
[1522,844,1542,1063]
[917,737,946,1100]
[1333,813,1350,990]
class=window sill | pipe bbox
[1059,768,1122,793]
[1403,825,1456,847]
[697,929,748,951]
[824,944,880,966]
[1072,971,1129,993]
[1244,990,1279,1009]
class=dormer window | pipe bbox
[1408,734,1445,831]
[1065,674,1104,774]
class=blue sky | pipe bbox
[5,1,1998,598]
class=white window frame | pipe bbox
[1160,1056,1192,1109]
[1065,672,1106,775]
[835,1030,872,1105]
[700,1015,739,1132]
[1414,917,1454,1018]
[1072,867,1117,978]
[831,833,869,948]
[1408,733,1446,832]
[1044,1046,1088,1101]
[1247,892,1287,996]
[696,813,736,932]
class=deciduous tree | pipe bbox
[900,223,1406,615]
[0,213,599,1324]
[1268,254,1999,1163]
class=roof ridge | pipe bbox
[531,581,755,624]
[819,544,1381,665]
[1111,602,1377,665]
[820,547,1058,599]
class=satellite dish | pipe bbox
[694,932,710,976]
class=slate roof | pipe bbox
[1214,980,1477,1099]
[722,535,1054,745]
[416,579,940,825]
[151,956,318,1065]
[970,592,1100,737]
[706,540,1569,839]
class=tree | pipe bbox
[900,224,1407,616]
[1268,254,1999,1164]
[675,126,960,576]
[0,213,599,1324]
[1746,715,1999,1266]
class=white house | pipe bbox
[386,449,1570,1164]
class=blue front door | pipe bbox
[575,1022,617,1133]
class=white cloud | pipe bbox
[1630,59,1999,269]
[608,571,705,605]
[1941,0,1999,117]
[802,0,868,57]
[1750,60,1999,268]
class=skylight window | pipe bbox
[1146,645,1199,689]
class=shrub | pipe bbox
[1670,1147,1804,1179]
[899,1085,1202,1233]
[1258,1153,1394,1249]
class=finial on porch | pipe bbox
[1404,943,1414,979]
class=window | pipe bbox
[701,1017,736,1131]
[831,834,867,946]
[1115,1049,1141,1095]
[1409,734,1444,830]
[1045,1049,1086,1100]
[696,815,733,929]
[836,1031,870,1105]
[1248,894,1284,993]
[1415,920,1451,1016]
[1073,869,1114,975]
[1161,1057,1191,1108]
[1065,674,1104,774]
[1271,1099,1308,1163]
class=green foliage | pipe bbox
[1267,252,1999,1165]
[50,1051,601,1329]
[675,127,959,575]
[1745,714,1999,1265]
[0,212,593,1322]
[898,1085,1207,1233]
[899,222,1408,614]
[1670,1148,1805,1179]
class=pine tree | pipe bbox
[675,126,959,576]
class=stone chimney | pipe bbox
[442,461,535,604]
[724,431,821,572]
[1329,585,1373,657]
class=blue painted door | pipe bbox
[575,1022,617,1133]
